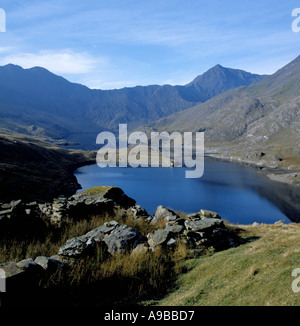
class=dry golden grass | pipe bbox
[0,214,111,263]
[0,208,166,264]
[43,233,189,305]
[0,209,187,304]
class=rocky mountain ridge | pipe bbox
[0,63,265,149]
[143,55,300,182]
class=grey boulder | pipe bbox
[184,218,223,232]
[58,235,96,258]
[151,205,179,224]
[104,224,147,255]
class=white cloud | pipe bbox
[0,48,154,89]
[0,47,13,53]
[85,79,139,90]
[0,50,107,75]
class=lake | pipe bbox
[74,159,300,224]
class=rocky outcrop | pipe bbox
[0,199,23,221]
[151,205,179,224]
[147,206,241,251]
[0,255,65,291]
[0,186,137,227]
[104,224,147,255]
[0,189,243,294]
[58,220,147,257]
[127,205,149,220]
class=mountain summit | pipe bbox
[180,64,265,102]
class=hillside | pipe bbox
[156,223,300,306]
[0,64,264,149]
[144,55,300,180]
[0,131,94,202]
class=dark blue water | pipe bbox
[74,159,296,224]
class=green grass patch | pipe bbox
[79,186,115,195]
[156,224,300,306]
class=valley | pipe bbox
[0,57,299,307]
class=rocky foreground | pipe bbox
[0,186,242,292]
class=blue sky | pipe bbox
[0,0,300,89]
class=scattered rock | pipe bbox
[252,222,263,227]
[11,199,22,211]
[152,228,172,247]
[104,224,147,255]
[166,224,185,234]
[274,220,285,225]
[167,218,186,226]
[187,213,202,220]
[69,186,136,212]
[35,255,64,272]
[85,221,118,239]
[0,262,24,279]
[151,205,180,224]
[199,209,221,219]
[58,235,97,258]
[0,262,26,291]
[0,186,139,227]
[184,218,223,232]
[148,206,241,251]
[49,255,70,267]
[16,258,38,271]
[0,188,244,293]
[34,256,52,271]
[128,205,149,219]
[166,238,177,247]
[58,220,146,258]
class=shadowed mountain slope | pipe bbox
[0,64,265,149]
[144,55,300,174]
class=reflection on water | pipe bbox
[254,181,300,223]
[74,159,300,224]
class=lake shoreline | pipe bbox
[83,146,300,188]
[204,153,300,188]
[75,158,300,224]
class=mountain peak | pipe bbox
[2,63,24,71]
[0,64,58,76]
[211,64,224,70]
[0,64,51,76]
[183,65,265,102]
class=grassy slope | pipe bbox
[156,224,300,306]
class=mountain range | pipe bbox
[1,55,300,178]
[0,63,264,149]
[1,55,300,201]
